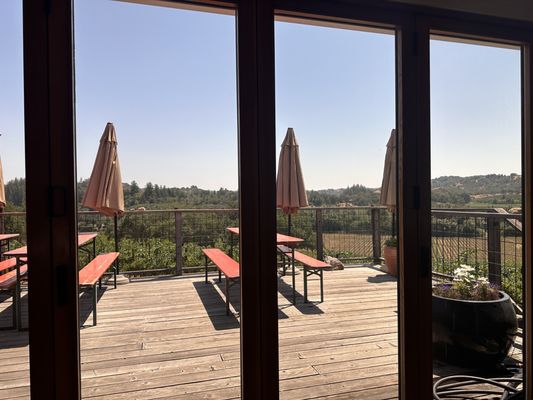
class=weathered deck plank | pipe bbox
[0,265,522,399]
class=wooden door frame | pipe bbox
[24,0,81,399]
[236,0,279,398]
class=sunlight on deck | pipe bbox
[2,264,522,399]
[0,266,399,399]
[0,264,523,399]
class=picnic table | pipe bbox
[0,234,20,259]
[226,227,304,304]
[3,232,98,330]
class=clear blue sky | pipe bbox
[0,0,522,190]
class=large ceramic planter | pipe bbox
[432,291,518,368]
[383,246,397,276]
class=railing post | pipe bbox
[315,208,324,260]
[0,208,4,234]
[371,207,381,264]
[175,210,183,276]
[487,216,502,287]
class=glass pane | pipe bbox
[74,1,240,397]
[430,36,524,397]
[275,18,399,399]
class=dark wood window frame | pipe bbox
[22,1,532,399]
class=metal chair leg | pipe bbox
[291,250,296,304]
[93,284,98,326]
[15,266,21,330]
[11,287,16,329]
[320,269,324,303]
[304,268,308,303]
[114,267,117,289]
[205,255,208,284]
[225,276,230,316]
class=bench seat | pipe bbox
[0,258,18,274]
[202,248,240,315]
[79,252,119,326]
[293,251,329,269]
[0,265,28,290]
[80,252,119,286]
[286,251,328,303]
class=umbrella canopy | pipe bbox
[82,123,124,217]
[380,129,397,211]
[0,157,5,208]
[276,127,308,215]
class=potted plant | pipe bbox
[383,237,397,276]
[433,265,518,368]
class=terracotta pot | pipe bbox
[383,246,397,275]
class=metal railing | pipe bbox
[432,208,523,303]
[0,206,523,303]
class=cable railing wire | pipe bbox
[0,207,523,304]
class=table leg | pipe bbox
[15,258,21,330]
[291,248,296,304]
[205,255,208,284]
[225,277,230,316]
[93,238,96,259]
[93,284,98,326]
[304,267,308,303]
[320,269,324,303]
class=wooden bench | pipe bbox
[0,258,19,274]
[202,248,239,315]
[287,251,329,303]
[79,252,119,326]
[0,260,28,330]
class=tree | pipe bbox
[142,182,155,203]
[130,181,140,195]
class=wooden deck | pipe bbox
[0,265,522,399]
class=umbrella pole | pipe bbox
[288,214,291,236]
[114,214,119,274]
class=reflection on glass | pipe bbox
[75,1,240,398]
[275,19,399,399]
[430,37,524,398]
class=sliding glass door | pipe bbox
[19,1,533,399]
[274,17,399,399]
[428,31,526,398]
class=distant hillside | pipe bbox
[2,174,522,211]
[432,174,521,194]
[430,174,521,208]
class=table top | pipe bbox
[0,234,20,241]
[79,233,98,246]
[226,227,304,246]
[4,233,98,258]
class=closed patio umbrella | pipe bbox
[276,127,308,234]
[380,129,397,235]
[83,122,126,282]
[83,123,124,217]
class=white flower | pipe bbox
[453,264,477,284]
[477,277,489,284]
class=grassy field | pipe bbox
[323,232,521,264]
